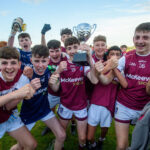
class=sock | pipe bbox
[99,137,106,142]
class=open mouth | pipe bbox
[23,44,28,49]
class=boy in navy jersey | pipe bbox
[0,47,37,150]
[8,18,33,70]
[20,45,66,150]
[49,36,98,150]
[114,22,150,150]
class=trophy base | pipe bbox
[72,53,89,66]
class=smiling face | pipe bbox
[18,37,32,51]
[49,48,61,63]
[133,31,150,55]
[0,58,21,82]
[93,41,107,59]
[66,44,79,61]
[31,55,49,75]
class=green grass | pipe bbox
[0,104,135,150]
[0,120,135,150]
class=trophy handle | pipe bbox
[73,26,77,37]
[91,24,97,36]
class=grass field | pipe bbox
[0,118,134,150]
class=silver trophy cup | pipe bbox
[73,23,96,66]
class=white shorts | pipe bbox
[26,111,55,131]
[57,104,87,121]
[88,104,112,127]
[0,109,24,138]
[48,93,60,109]
[114,101,142,123]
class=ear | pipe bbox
[19,61,22,68]
[30,58,32,64]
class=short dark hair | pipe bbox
[0,46,20,61]
[32,45,49,58]
[60,28,72,36]
[93,35,106,43]
[64,36,80,48]
[135,22,150,32]
[120,45,127,49]
[18,33,31,40]
[107,46,122,55]
[47,40,61,49]
[103,46,122,61]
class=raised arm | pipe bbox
[41,24,51,46]
[49,73,60,92]
[113,68,128,88]
[146,80,150,95]
[1,84,35,109]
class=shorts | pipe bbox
[48,93,60,109]
[114,101,142,123]
[0,109,24,138]
[57,104,87,121]
[26,111,55,130]
[88,104,112,127]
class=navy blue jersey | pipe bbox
[18,48,33,70]
[20,68,51,125]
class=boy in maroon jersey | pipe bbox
[87,46,127,150]
[114,22,150,150]
[60,28,72,53]
[49,36,98,150]
[0,47,37,150]
[146,80,150,95]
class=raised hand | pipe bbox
[49,74,60,85]
[18,84,35,100]
[107,56,118,70]
[30,78,41,90]
[57,61,67,74]
[41,24,51,35]
[95,60,104,74]
[23,66,33,79]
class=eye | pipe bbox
[11,61,17,65]
[74,46,78,49]
[143,36,149,40]
[135,36,140,40]
[1,61,7,65]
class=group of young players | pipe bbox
[0,18,150,150]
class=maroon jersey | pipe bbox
[48,55,67,96]
[91,81,118,116]
[60,60,90,110]
[85,53,103,101]
[61,46,66,53]
[0,70,26,123]
[126,49,136,56]
[117,53,150,110]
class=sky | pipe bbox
[0,0,150,47]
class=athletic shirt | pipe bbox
[85,53,101,101]
[90,54,118,116]
[18,48,32,70]
[20,68,51,125]
[0,70,29,123]
[60,60,90,110]
[61,46,66,53]
[48,55,67,96]
[117,52,150,110]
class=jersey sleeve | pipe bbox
[117,56,125,72]
[17,74,30,89]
